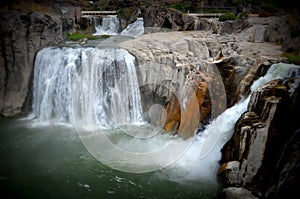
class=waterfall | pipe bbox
[120,18,144,38]
[31,47,143,128]
[30,45,299,177]
[92,16,144,38]
[93,15,120,36]
[163,63,300,181]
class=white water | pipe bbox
[120,18,144,38]
[93,16,144,38]
[93,15,120,36]
[161,62,300,182]
[31,47,143,127]
[30,46,299,179]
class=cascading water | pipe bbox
[31,47,143,128]
[92,15,144,38]
[120,18,144,38]
[161,62,300,182]
[30,45,299,180]
[93,15,120,36]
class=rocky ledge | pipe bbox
[217,70,300,199]
[120,24,283,137]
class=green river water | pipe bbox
[0,117,221,199]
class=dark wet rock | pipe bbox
[0,11,73,116]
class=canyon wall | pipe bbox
[0,11,73,116]
[217,71,300,199]
[120,25,283,137]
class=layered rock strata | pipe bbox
[218,76,300,199]
[0,11,72,116]
[120,30,282,137]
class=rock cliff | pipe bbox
[120,25,283,137]
[0,11,72,116]
[217,70,300,198]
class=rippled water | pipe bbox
[0,118,221,199]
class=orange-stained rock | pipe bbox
[163,70,211,138]
[163,93,181,132]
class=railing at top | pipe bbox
[186,13,224,18]
[81,11,117,17]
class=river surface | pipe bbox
[0,118,221,199]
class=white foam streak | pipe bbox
[162,62,300,182]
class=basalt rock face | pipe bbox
[218,76,300,199]
[0,11,72,116]
[140,6,195,31]
[120,29,282,138]
[120,31,227,137]
[196,14,300,54]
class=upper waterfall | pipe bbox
[31,47,143,128]
[93,16,144,38]
[93,15,120,36]
[120,18,144,38]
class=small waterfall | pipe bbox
[93,15,120,36]
[31,47,143,128]
[120,18,144,38]
[92,16,144,37]
[163,63,300,181]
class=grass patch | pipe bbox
[99,34,111,39]
[170,3,196,13]
[282,52,300,64]
[66,32,96,41]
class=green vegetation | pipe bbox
[237,12,248,20]
[66,32,96,41]
[99,34,111,39]
[219,12,237,21]
[170,3,196,13]
[282,52,300,64]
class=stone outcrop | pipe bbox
[196,14,300,54]
[125,6,195,32]
[217,75,300,198]
[120,27,282,137]
[216,187,259,199]
[142,6,195,31]
[0,11,72,116]
[120,31,219,137]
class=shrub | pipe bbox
[282,52,300,64]
[238,12,248,20]
[170,3,195,13]
[219,12,237,21]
